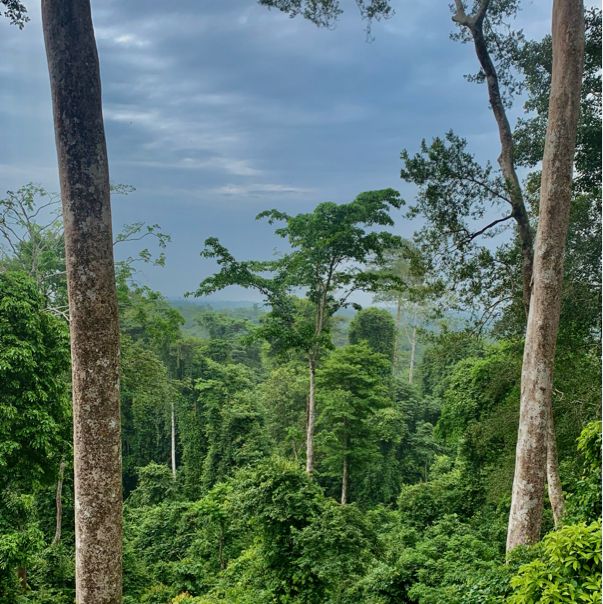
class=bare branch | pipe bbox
[465,214,514,242]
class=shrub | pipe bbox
[507,521,602,604]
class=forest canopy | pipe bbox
[0,1,601,603]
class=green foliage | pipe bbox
[398,457,484,530]
[0,271,70,489]
[421,329,483,397]
[316,343,393,505]
[127,463,178,508]
[259,361,308,461]
[565,421,602,523]
[401,131,520,318]
[121,338,177,492]
[514,8,602,193]
[507,522,602,604]
[196,190,404,360]
[348,307,395,359]
[194,360,266,490]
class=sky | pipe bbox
[0,0,554,301]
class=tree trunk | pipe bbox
[393,296,402,370]
[506,0,584,553]
[171,401,177,479]
[452,0,534,317]
[42,1,123,601]
[547,405,565,527]
[17,566,27,591]
[408,326,417,385]
[341,454,348,505]
[453,0,567,543]
[52,460,66,546]
[305,356,317,474]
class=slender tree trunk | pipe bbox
[547,405,565,527]
[341,454,348,505]
[506,0,584,552]
[42,1,123,600]
[393,297,402,370]
[52,460,66,546]
[408,326,417,385]
[453,0,566,540]
[305,355,317,474]
[171,401,177,479]
[17,566,27,591]
[452,0,534,317]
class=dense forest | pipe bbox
[0,0,601,603]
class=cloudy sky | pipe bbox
[1,0,553,300]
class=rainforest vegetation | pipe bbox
[0,0,601,603]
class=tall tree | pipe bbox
[317,343,392,504]
[506,0,585,552]
[348,307,396,360]
[196,189,402,474]
[41,1,123,601]
[451,0,533,315]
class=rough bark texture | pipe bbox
[453,0,566,534]
[52,460,66,546]
[506,0,584,552]
[547,407,566,527]
[305,356,317,474]
[42,1,123,601]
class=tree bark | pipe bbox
[452,0,533,316]
[506,0,584,553]
[42,1,123,601]
[393,296,402,370]
[52,460,66,546]
[453,0,567,542]
[547,405,565,527]
[341,453,348,505]
[171,400,177,479]
[408,325,417,385]
[305,355,317,474]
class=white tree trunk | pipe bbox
[305,356,317,474]
[171,401,177,479]
[341,454,348,505]
[42,1,123,599]
[52,460,66,546]
[506,0,584,553]
[408,326,417,385]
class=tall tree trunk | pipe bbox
[305,355,317,474]
[506,0,584,553]
[547,406,565,527]
[453,0,567,539]
[42,1,123,601]
[341,454,348,505]
[171,401,177,479]
[52,460,66,546]
[408,325,417,385]
[393,296,402,370]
